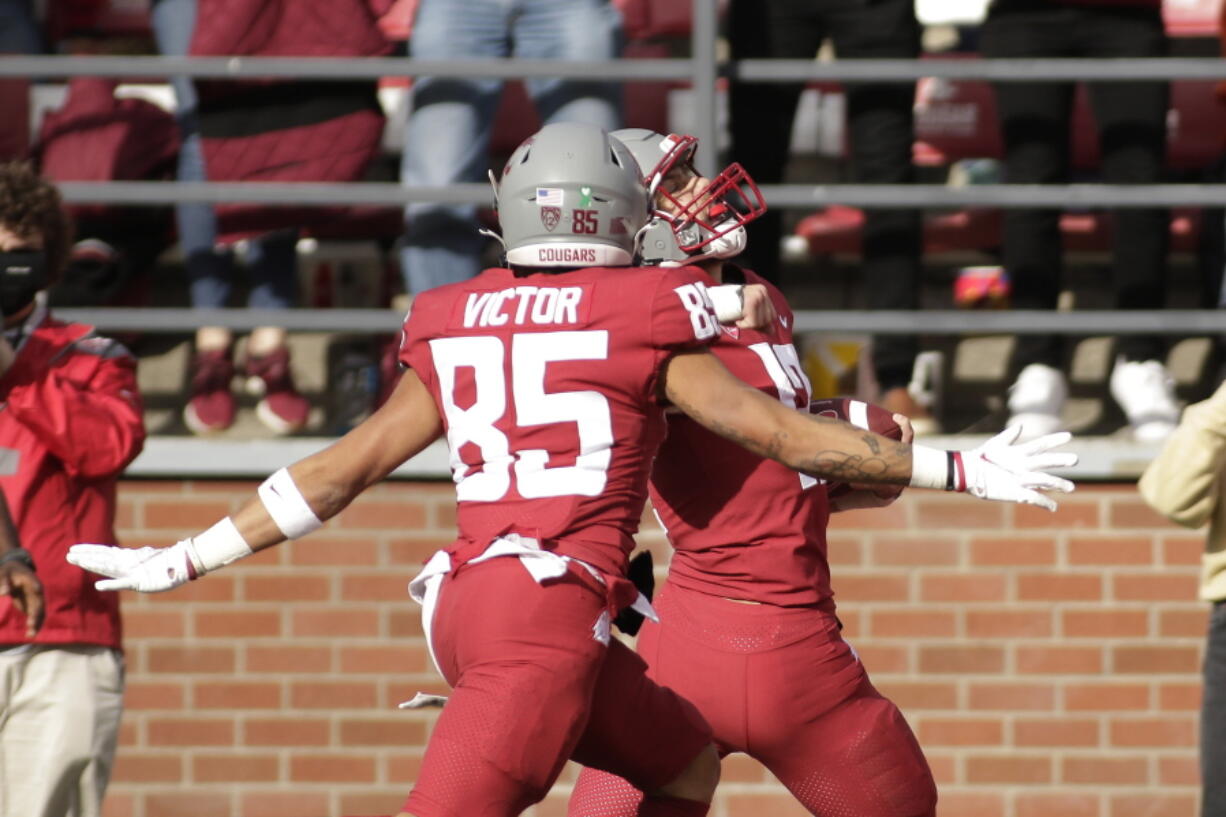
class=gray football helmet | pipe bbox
[611,128,766,264]
[494,122,650,268]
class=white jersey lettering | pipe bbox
[431,331,613,500]
[463,286,587,328]
[749,342,818,491]
[530,289,559,324]
[484,290,511,326]
[673,282,719,341]
[556,287,582,324]
[463,292,493,327]
[513,286,537,323]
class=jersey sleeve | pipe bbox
[744,267,794,344]
[650,266,722,353]
[768,281,795,345]
[398,291,439,389]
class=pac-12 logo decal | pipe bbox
[540,206,561,232]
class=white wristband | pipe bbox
[183,517,253,577]
[258,467,323,540]
[707,284,745,323]
[909,444,953,491]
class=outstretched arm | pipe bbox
[69,369,444,592]
[228,368,443,550]
[661,348,1076,508]
[830,412,914,512]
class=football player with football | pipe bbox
[68,123,1074,817]
[563,130,984,817]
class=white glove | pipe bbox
[958,427,1077,510]
[67,541,197,593]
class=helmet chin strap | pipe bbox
[482,170,509,259]
[631,219,657,260]
[487,169,500,205]
[478,228,506,249]
[478,227,508,267]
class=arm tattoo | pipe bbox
[685,401,908,485]
[682,404,788,461]
[666,363,912,485]
[809,450,891,482]
[807,438,913,486]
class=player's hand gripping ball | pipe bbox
[809,397,908,504]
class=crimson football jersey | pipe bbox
[649,267,835,608]
[401,264,721,577]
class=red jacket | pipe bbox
[0,308,146,648]
[190,0,391,242]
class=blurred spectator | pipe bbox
[0,0,38,163]
[36,76,181,313]
[1138,379,1226,816]
[727,0,934,432]
[399,0,623,295]
[0,0,40,54]
[1197,0,1226,373]
[152,0,313,435]
[0,161,145,817]
[981,0,1176,443]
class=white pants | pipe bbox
[0,645,124,817]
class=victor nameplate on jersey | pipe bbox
[453,283,595,329]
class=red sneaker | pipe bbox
[244,347,310,434]
[184,349,236,434]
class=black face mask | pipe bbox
[0,250,48,317]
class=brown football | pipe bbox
[809,397,904,499]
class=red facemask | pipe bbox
[648,134,768,252]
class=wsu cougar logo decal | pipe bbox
[540,207,561,232]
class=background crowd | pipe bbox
[0,0,1220,445]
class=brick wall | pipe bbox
[104,480,1206,817]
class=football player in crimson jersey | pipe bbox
[565,130,940,817]
[69,123,1076,817]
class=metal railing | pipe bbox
[48,180,1226,209]
[9,53,1226,82]
[50,307,1226,335]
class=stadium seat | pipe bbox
[0,79,30,162]
[615,0,694,41]
[374,0,417,41]
[44,0,153,47]
[795,203,1202,257]
[1163,0,1221,38]
[797,53,1226,260]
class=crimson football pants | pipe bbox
[403,557,713,817]
[568,583,937,817]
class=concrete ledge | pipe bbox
[128,437,453,480]
[126,434,1151,481]
[915,435,1158,482]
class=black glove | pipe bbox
[613,550,655,636]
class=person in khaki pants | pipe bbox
[0,162,146,817]
[1139,381,1226,817]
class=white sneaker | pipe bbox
[1006,363,1068,442]
[1110,357,1180,443]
